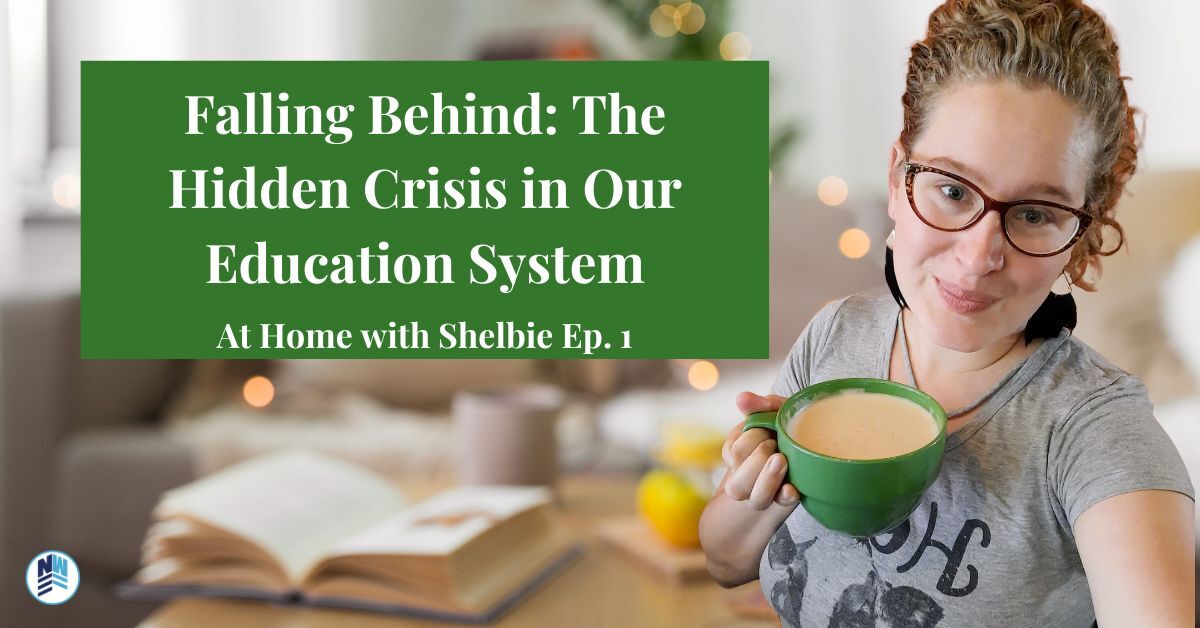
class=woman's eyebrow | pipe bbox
[926,155,985,182]
[1019,182,1076,204]
[926,155,1074,204]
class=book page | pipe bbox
[324,486,551,557]
[156,449,405,581]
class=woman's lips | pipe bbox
[935,278,998,314]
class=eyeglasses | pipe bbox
[903,161,1091,257]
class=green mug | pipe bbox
[743,377,947,537]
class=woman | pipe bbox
[698,1,1195,625]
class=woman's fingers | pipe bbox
[725,439,777,501]
[735,391,786,416]
[774,482,800,507]
[727,391,788,468]
[723,391,798,510]
[728,429,771,469]
[721,419,747,468]
[748,453,789,510]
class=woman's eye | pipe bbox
[939,184,967,202]
[1018,209,1051,225]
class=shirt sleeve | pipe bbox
[1048,374,1196,530]
[768,297,847,398]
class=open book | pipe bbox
[119,450,581,623]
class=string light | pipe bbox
[719,32,751,60]
[673,2,705,34]
[243,375,275,408]
[838,228,871,259]
[52,173,81,210]
[688,360,719,391]
[817,175,848,206]
[649,5,678,37]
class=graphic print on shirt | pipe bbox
[766,523,818,619]
[828,567,945,628]
[870,501,992,597]
[768,500,991,626]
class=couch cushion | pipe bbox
[2,290,190,430]
[74,357,190,430]
[52,429,195,577]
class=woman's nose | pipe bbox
[956,211,1006,275]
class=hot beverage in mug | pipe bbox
[785,391,939,460]
[742,378,947,537]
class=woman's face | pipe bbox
[887,80,1093,352]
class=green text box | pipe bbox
[82,61,767,359]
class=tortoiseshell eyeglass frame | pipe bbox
[903,161,1092,258]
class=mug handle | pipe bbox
[742,411,778,433]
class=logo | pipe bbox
[25,551,79,605]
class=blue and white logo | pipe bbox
[25,550,79,605]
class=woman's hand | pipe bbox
[720,391,801,510]
[699,391,804,587]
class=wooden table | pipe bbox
[139,473,778,628]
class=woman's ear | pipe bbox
[887,140,905,220]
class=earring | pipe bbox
[884,230,908,310]
[1024,270,1077,344]
[1050,271,1074,296]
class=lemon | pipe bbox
[637,469,708,547]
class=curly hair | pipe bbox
[900,0,1138,290]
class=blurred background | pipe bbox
[0,1,1197,626]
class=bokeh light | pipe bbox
[243,375,275,408]
[817,175,848,206]
[719,32,751,60]
[649,5,678,37]
[687,360,719,391]
[838,228,871,259]
[52,173,81,210]
[673,2,705,35]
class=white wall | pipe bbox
[1088,0,1200,170]
[0,1,19,291]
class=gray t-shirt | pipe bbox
[760,294,1194,627]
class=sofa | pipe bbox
[0,290,195,627]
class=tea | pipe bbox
[786,391,938,460]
